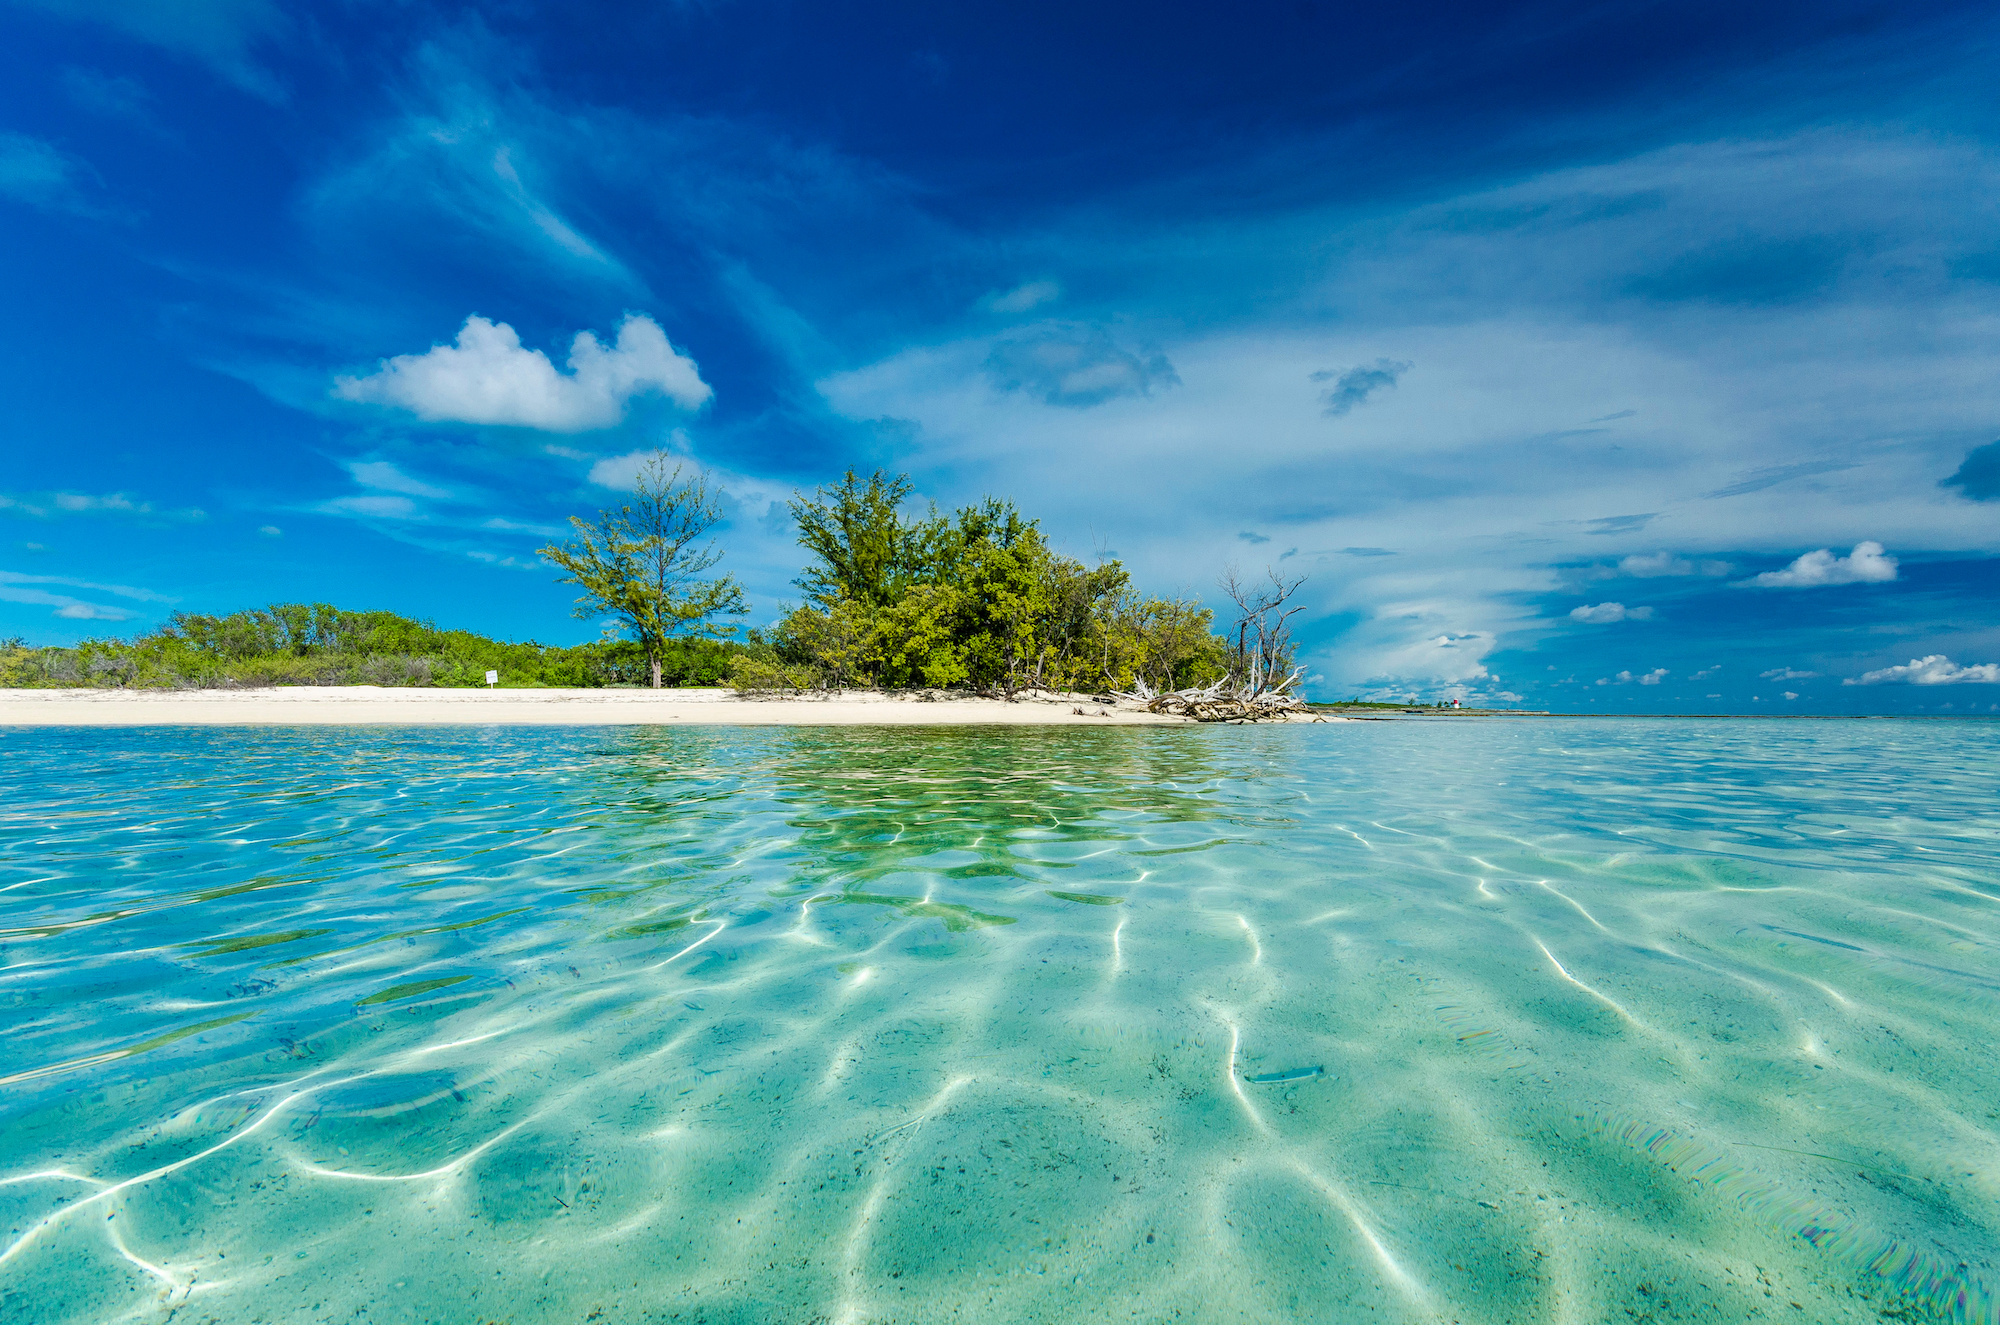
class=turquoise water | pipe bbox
[2,720,1997,1324]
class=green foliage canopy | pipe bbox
[759,470,1230,695]
[0,605,771,690]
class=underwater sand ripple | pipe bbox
[1,720,1996,1323]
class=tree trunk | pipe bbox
[650,652,663,689]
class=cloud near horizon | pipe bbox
[1845,655,2000,685]
[1741,541,1897,588]
[334,314,711,432]
[0,569,171,621]
[1598,668,1669,685]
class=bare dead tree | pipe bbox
[1106,565,1319,722]
[1221,565,1308,696]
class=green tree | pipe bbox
[951,512,1054,695]
[871,584,969,688]
[775,470,1239,698]
[779,597,876,690]
[540,453,748,688]
[790,469,935,610]
[1091,591,1226,693]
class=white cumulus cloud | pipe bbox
[1742,541,1897,588]
[334,313,710,432]
[1570,601,1653,623]
[1759,667,1817,680]
[1844,656,2000,686]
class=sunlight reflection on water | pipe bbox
[1,719,1996,1323]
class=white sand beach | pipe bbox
[0,686,1319,726]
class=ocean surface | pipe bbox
[2,719,1996,1324]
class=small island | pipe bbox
[2,461,1326,726]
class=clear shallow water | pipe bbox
[1,719,1997,1325]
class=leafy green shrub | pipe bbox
[1,604,758,690]
[728,656,816,694]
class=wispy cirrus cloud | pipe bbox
[0,569,173,621]
[0,490,206,521]
[1570,602,1652,623]
[980,280,1061,314]
[1703,459,1859,499]
[58,66,153,123]
[1618,552,1731,577]
[0,131,102,217]
[316,493,421,521]
[15,0,290,100]
[344,460,458,500]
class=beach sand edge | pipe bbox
[0,686,1339,727]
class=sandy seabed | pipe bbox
[0,685,1269,726]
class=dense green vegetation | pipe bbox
[3,467,1268,694]
[0,604,766,690]
[739,471,1237,695]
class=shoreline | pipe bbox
[0,685,1291,727]
[0,689,1961,726]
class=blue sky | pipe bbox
[2,0,1997,712]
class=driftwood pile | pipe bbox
[1115,674,1321,723]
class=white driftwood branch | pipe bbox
[1112,670,1318,722]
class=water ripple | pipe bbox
[1,719,1996,1323]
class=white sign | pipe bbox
[485,670,499,686]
